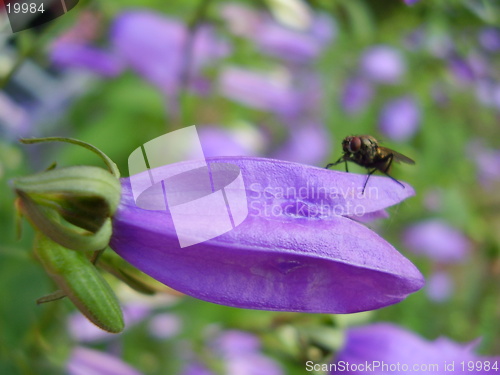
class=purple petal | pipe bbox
[346,209,389,223]
[219,67,302,117]
[403,219,471,264]
[379,96,420,142]
[332,323,497,374]
[67,347,143,375]
[403,0,421,5]
[50,43,125,77]
[426,271,453,303]
[341,77,374,114]
[110,157,422,313]
[359,46,406,84]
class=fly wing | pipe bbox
[379,147,415,164]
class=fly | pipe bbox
[325,135,415,192]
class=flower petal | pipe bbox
[110,157,422,313]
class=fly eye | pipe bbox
[348,137,361,153]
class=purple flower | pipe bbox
[403,219,471,264]
[359,46,406,84]
[426,271,453,303]
[110,10,229,95]
[110,157,423,313]
[341,77,374,114]
[479,27,500,52]
[219,67,302,117]
[332,323,498,375]
[403,0,421,5]
[67,347,143,375]
[379,96,420,142]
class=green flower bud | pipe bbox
[34,233,124,333]
[13,166,120,251]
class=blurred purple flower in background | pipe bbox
[253,12,335,64]
[479,27,500,52]
[181,330,282,375]
[403,0,421,5]
[403,219,471,264]
[220,3,335,64]
[423,188,443,213]
[474,80,500,109]
[111,157,423,313]
[272,121,331,165]
[467,139,500,186]
[341,77,374,114]
[111,10,229,96]
[448,56,476,84]
[359,45,406,84]
[50,9,229,97]
[332,323,498,375]
[219,66,302,117]
[379,96,420,142]
[67,347,143,375]
[212,330,283,375]
[181,363,215,375]
[50,11,125,77]
[197,125,264,158]
[426,271,453,303]
[51,44,125,77]
[219,3,262,37]
[148,313,182,340]
[68,303,151,343]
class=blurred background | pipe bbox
[1,0,500,374]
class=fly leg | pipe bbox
[362,169,377,194]
[325,156,349,172]
[380,154,405,189]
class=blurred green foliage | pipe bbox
[1,0,500,374]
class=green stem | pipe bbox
[19,137,120,178]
